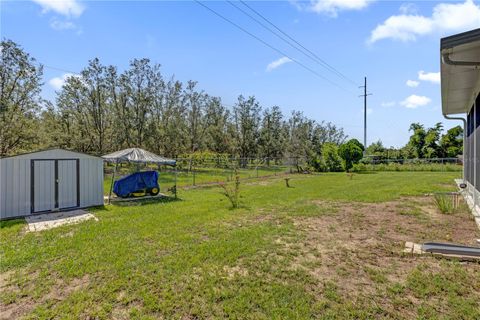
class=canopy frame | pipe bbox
[102,148,177,203]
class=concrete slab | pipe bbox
[25,209,97,232]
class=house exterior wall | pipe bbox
[0,149,104,219]
[465,93,480,208]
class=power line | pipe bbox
[238,0,358,87]
[194,0,354,94]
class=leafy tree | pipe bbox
[203,97,232,154]
[406,123,426,158]
[120,58,160,148]
[184,81,208,153]
[0,39,43,156]
[422,122,443,158]
[258,106,285,164]
[440,125,463,157]
[286,111,314,172]
[338,139,364,171]
[233,95,261,165]
[321,143,343,172]
[55,59,114,154]
[366,140,385,155]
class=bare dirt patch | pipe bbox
[0,273,91,320]
[282,196,480,317]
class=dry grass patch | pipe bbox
[280,196,480,318]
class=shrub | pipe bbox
[219,167,241,208]
[321,143,343,172]
[351,162,462,172]
[433,194,455,214]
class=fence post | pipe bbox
[193,166,196,186]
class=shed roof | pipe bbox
[0,148,102,160]
[102,148,176,166]
[441,28,480,115]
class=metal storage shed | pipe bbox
[0,148,104,220]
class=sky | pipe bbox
[2,0,480,147]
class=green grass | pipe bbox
[104,166,289,195]
[2,171,479,319]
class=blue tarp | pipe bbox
[113,171,159,197]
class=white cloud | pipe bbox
[366,108,373,115]
[310,0,373,17]
[292,0,374,17]
[50,18,76,30]
[406,80,419,88]
[48,73,78,90]
[32,0,85,17]
[418,70,440,84]
[50,18,83,34]
[368,0,480,43]
[381,101,395,107]
[266,57,292,72]
[400,94,431,109]
[399,3,418,15]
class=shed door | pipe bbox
[58,160,78,209]
[33,160,56,212]
[32,159,80,213]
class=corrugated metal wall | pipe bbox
[465,94,479,204]
[0,149,104,219]
[0,158,31,218]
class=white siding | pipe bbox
[0,149,104,219]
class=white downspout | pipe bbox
[443,114,466,183]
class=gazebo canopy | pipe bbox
[102,148,176,166]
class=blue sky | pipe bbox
[2,0,480,147]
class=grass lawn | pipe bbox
[103,166,289,195]
[1,171,479,319]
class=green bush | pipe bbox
[351,162,461,172]
[322,143,343,172]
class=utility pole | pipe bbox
[359,77,372,156]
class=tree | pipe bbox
[406,123,426,158]
[321,143,343,172]
[422,122,443,158]
[366,140,385,156]
[184,81,208,153]
[338,139,364,171]
[233,95,261,165]
[0,39,43,156]
[258,106,285,164]
[440,125,463,157]
[119,58,160,148]
[55,59,113,154]
[203,97,232,154]
[285,111,314,172]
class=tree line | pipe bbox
[365,123,463,162]
[0,40,346,161]
[0,39,463,172]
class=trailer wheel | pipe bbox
[150,187,159,196]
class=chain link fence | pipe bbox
[104,156,463,194]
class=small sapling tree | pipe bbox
[219,167,241,208]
